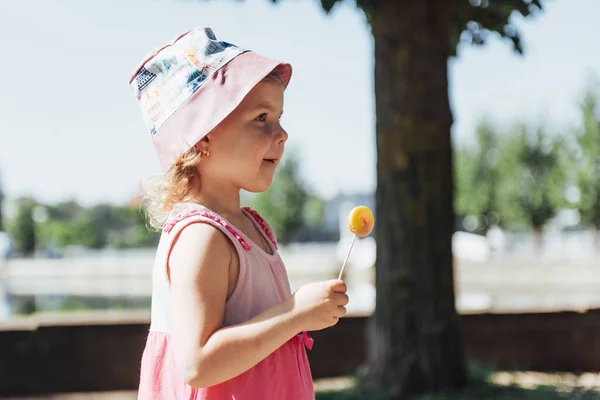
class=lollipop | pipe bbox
[338,205,375,280]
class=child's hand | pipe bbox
[291,279,349,331]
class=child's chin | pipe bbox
[243,179,273,194]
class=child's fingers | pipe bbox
[328,279,347,294]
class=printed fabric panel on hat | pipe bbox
[130,27,249,136]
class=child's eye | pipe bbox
[255,113,267,122]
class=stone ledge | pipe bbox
[3,309,600,397]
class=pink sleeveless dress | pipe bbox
[137,202,315,400]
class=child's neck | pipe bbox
[196,184,242,219]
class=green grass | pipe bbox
[315,364,600,400]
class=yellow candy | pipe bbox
[347,205,374,238]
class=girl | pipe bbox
[128,27,349,400]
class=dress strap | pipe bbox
[164,205,252,252]
[242,206,278,250]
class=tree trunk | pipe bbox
[533,227,543,254]
[367,0,467,397]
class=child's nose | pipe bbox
[276,127,288,144]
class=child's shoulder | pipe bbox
[162,203,278,250]
[163,202,204,230]
[163,202,235,257]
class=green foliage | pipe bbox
[303,195,326,228]
[268,0,544,55]
[109,205,161,248]
[14,298,37,315]
[570,79,600,229]
[45,200,84,221]
[454,146,478,217]
[455,120,571,233]
[453,80,600,236]
[452,0,544,56]
[7,198,38,256]
[40,217,100,249]
[315,364,600,400]
[250,152,312,244]
[319,0,339,13]
[5,168,317,252]
[35,201,159,251]
[496,124,565,231]
[454,119,501,229]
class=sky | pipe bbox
[0,0,598,207]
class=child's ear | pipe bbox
[194,137,210,157]
[191,140,204,152]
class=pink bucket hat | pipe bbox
[129,27,292,172]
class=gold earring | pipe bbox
[203,149,210,157]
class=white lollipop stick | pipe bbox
[338,235,357,280]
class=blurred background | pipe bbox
[1,0,600,399]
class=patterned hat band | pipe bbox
[129,27,292,172]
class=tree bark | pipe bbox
[533,227,543,254]
[367,0,467,397]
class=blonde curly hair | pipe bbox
[140,144,205,231]
[140,68,285,231]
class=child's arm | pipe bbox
[169,222,348,389]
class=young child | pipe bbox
[128,27,349,399]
